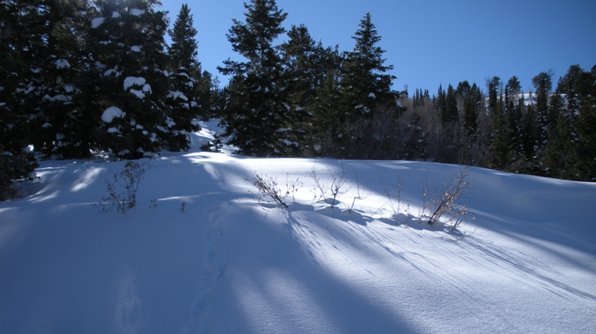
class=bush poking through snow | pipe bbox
[250,173,299,210]
[310,168,348,209]
[426,168,471,230]
[100,162,145,214]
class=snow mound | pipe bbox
[130,8,145,16]
[1,125,595,333]
[54,59,70,70]
[91,17,104,29]
[101,106,125,123]
[123,76,146,91]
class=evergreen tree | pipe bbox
[0,0,43,198]
[281,24,318,155]
[504,76,524,169]
[542,92,565,177]
[532,71,552,146]
[341,13,395,115]
[456,81,481,138]
[575,66,596,180]
[38,0,92,158]
[219,0,289,156]
[338,12,398,158]
[559,65,596,180]
[309,46,344,156]
[87,0,170,159]
[443,84,458,124]
[487,76,510,169]
[166,3,204,151]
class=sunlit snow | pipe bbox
[101,106,125,123]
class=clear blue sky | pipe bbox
[159,0,596,93]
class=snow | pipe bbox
[168,90,188,101]
[129,89,145,99]
[91,17,105,29]
[55,59,70,70]
[101,106,125,123]
[1,121,595,333]
[129,8,145,16]
[123,76,146,91]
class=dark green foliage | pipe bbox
[341,13,395,115]
[38,0,92,158]
[88,0,170,159]
[334,12,399,158]
[0,1,43,195]
[219,0,290,156]
[532,72,552,146]
[166,3,204,151]
[281,25,318,155]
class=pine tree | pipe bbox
[87,0,170,159]
[341,13,395,115]
[505,76,524,169]
[338,12,397,158]
[38,0,92,158]
[0,0,43,198]
[281,24,318,155]
[575,68,596,180]
[309,46,344,156]
[487,76,511,169]
[166,3,204,151]
[532,71,552,147]
[219,0,289,156]
[559,65,596,180]
[443,84,458,124]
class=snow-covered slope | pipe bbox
[1,129,595,333]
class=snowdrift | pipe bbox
[1,148,595,333]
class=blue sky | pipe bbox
[159,0,595,93]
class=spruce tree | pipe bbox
[219,0,289,156]
[505,76,524,169]
[87,0,170,159]
[487,76,511,169]
[309,46,344,156]
[558,65,596,180]
[443,84,458,124]
[281,25,317,155]
[166,3,204,151]
[575,66,596,180]
[0,0,42,198]
[342,13,395,115]
[532,71,552,146]
[38,0,92,158]
[339,12,397,158]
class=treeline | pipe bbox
[1,0,594,199]
[405,68,596,181]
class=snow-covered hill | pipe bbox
[1,123,595,333]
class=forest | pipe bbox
[1,0,595,199]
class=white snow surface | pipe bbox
[101,106,125,123]
[129,8,145,16]
[54,59,70,70]
[123,76,146,91]
[91,17,104,29]
[1,121,595,333]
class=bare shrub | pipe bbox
[250,173,300,210]
[310,168,348,209]
[426,168,471,230]
[100,161,145,214]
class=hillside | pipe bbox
[0,125,595,333]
